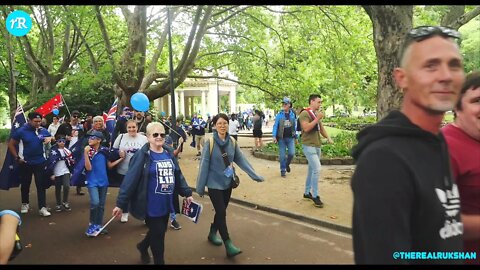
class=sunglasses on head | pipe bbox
[152,133,166,138]
[407,26,460,42]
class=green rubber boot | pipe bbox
[207,224,223,246]
[224,238,242,257]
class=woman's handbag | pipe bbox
[231,172,240,189]
[219,143,240,189]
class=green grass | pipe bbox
[324,126,355,137]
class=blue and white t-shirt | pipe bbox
[146,150,176,218]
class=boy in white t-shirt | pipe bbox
[47,136,75,212]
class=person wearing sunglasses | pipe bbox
[8,112,54,217]
[112,122,193,264]
[196,113,264,258]
[83,130,124,237]
[442,71,480,265]
[351,26,466,264]
[46,135,76,212]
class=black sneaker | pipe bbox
[303,192,313,200]
[286,165,291,173]
[170,220,182,230]
[137,243,151,264]
[312,196,324,208]
[62,202,71,211]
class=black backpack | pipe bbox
[296,109,304,132]
[296,108,318,132]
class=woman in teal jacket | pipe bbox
[113,122,192,265]
[196,113,264,258]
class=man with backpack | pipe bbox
[298,94,333,208]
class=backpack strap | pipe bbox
[209,136,237,156]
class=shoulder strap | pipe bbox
[209,137,214,156]
[304,108,316,120]
[210,136,236,155]
[209,136,236,166]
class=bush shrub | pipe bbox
[323,116,375,131]
[263,131,357,158]
[0,129,10,143]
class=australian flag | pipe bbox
[181,198,202,224]
[0,104,27,190]
[103,98,118,145]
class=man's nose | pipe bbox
[438,64,453,82]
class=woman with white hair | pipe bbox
[112,122,193,264]
[85,115,111,148]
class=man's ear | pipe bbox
[393,67,408,90]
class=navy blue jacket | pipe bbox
[115,143,192,220]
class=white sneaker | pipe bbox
[39,207,51,217]
[21,203,30,214]
[121,213,129,223]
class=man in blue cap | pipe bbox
[272,97,297,178]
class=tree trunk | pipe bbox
[117,6,148,96]
[363,5,413,120]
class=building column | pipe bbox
[174,91,179,116]
[155,97,163,114]
[179,90,185,118]
[207,80,219,116]
[229,86,236,114]
[167,94,172,116]
[201,90,206,119]
[190,97,195,116]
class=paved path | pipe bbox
[181,126,354,233]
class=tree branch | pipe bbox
[63,5,98,73]
[207,6,251,30]
[447,6,480,30]
[95,5,126,90]
[174,5,203,76]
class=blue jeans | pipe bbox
[302,145,321,198]
[278,137,295,173]
[88,186,108,225]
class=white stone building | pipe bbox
[154,78,238,119]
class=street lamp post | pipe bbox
[167,6,176,126]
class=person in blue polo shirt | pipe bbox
[8,112,54,217]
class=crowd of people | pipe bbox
[1,24,479,265]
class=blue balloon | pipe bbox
[130,93,149,112]
[52,109,59,115]
[161,111,166,117]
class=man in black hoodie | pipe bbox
[351,26,466,264]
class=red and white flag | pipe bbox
[35,94,64,117]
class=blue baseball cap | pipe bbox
[282,97,291,105]
[87,130,104,140]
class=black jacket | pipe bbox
[351,110,463,264]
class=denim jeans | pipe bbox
[302,145,321,198]
[87,186,108,225]
[278,137,295,173]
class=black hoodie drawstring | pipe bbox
[439,133,454,189]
